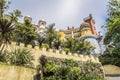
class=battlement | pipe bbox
[8,42,100,66]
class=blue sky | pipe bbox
[7,0,109,33]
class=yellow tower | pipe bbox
[80,23,92,36]
[80,14,98,36]
[59,31,65,40]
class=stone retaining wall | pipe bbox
[5,42,100,67]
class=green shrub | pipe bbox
[0,48,34,68]
[63,59,78,67]
[63,48,70,54]
[41,44,49,49]
[99,48,120,67]
[43,60,58,76]
[40,59,104,80]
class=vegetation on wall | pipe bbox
[0,48,34,68]
[36,56,104,80]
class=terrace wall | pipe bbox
[6,42,100,67]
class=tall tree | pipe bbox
[77,40,95,54]
[100,0,120,67]
[0,0,10,18]
[37,32,46,48]
[0,0,22,52]
[52,34,62,50]
[45,23,57,48]
[104,0,120,45]
[107,0,120,18]
[9,9,22,23]
[0,19,14,51]
[14,19,38,46]
[63,37,94,54]
[63,37,75,53]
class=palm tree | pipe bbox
[64,37,74,51]
[9,9,22,23]
[0,19,14,51]
[45,23,57,48]
[52,35,62,50]
[0,0,10,18]
[77,40,95,54]
[63,37,79,53]
[37,32,46,48]
[63,37,94,54]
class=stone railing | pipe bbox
[7,42,100,66]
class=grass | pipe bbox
[103,65,120,74]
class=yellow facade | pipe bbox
[59,22,94,40]
[59,32,65,40]
[80,28,92,36]
[59,27,81,40]
[59,26,92,40]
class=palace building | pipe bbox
[59,14,98,40]
[59,14,104,56]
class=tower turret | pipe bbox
[83,14,97,35]
[24,16,32,23]
[37,19,46,33]
[80,14,102,56]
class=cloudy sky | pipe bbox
[7,0,109,33]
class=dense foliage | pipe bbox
[0,48,34,67]
[0,0,11,17]
[99,48,120,67]
[14,19,38,47]
[104,0,120,45]
[63,37,94,54]
[100,0,120,67]
[0,19,14,51]
[0,0,22,51]
[45,23,57,48]
[38,57,104,80]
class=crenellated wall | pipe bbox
[6,42,100,67]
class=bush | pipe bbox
[63,48,70,54]
[39,58,104,80]
[99,48,120,67]
[0,48,34,68]
[41,44,49,49]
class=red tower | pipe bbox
[83,14,98,35]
